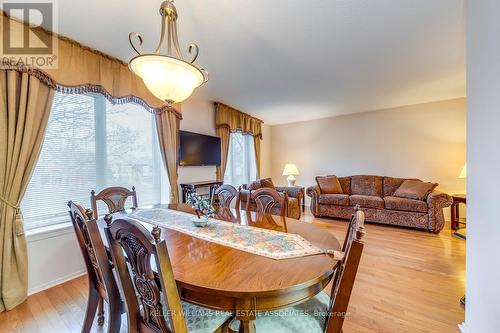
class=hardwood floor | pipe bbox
[0,210,465,333]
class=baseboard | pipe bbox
[458,322,469,333]
[28,269,87,296]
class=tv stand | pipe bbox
[180,180,224,203]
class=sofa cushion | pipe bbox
[338,177,351,194]
[260,178,275,189]
[349,195,384,209]
[350,175,383,197]
[394,180,438,200]
[383,177,407,196]
[316,175,343,194]
[384,196,428,213]
[318,194,350,206]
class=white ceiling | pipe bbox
[36,0,466,124]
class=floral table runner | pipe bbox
[129,208,326,260]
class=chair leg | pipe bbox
[107,300,122,333]
[82,287,99,333]
[97,297,105,326]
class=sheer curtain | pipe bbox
[224,132,257,187]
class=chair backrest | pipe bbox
[325,206,366,333]
[104,216,187,333]
[211,184,240,210]
[250,187,288,217]
[68,201,121,304]
[91,186,138,218]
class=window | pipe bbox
[224,132,257,186]
[21,92,164,230]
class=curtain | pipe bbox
[156,111,181,204]
[0,70,55,311]
[216,126,231,182]
[253,136,261,179]
[214,102,263,180]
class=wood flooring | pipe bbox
[0,210,465,333]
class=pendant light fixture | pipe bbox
[128,0,208,105]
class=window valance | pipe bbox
[0,11,181,118]
[215,102,263,138]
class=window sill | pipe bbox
[25,222,74,242]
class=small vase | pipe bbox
[192,215,209,227]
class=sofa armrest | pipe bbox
[426,191,453,233]
[275,186,303,199]
[306,186,320,198]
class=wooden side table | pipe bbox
[451,194,466,231]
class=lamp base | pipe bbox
[286,175,297,187]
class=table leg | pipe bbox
[236,298,257,333]
[451,202,458,230]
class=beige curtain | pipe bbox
[214,102,263,180]
[0,70,55,311]
[253,136,261,179]
[215,126,231,181]
[156,110,181,204]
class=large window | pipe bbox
[224,132,257,186]
[21,92,164,230]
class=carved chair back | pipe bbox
[91,186,138,218]
[325,206,366,333]
[211,184,240,210]
[104,216,188,333]
[68,201,122,332]
[249,187,288,217]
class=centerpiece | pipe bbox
[186,192,215,227]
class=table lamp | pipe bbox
[459,163,466,178]
[282,164,300,186]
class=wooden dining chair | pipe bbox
[91,186,138,218]
[211,184,240,210]
[231,207,366,333]
[103,215,233,333]
[249,187,288,217]
[68,201,123,333]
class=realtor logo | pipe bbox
[1,0,58,68]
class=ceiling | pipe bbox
[28,0,466,124]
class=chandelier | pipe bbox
[128,0,208,105]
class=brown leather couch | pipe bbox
[241,178,302,219]
[307,175,452,233]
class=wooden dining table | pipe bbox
[97,204,341,333]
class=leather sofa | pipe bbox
[307,175,452,233]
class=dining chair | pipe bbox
[68,201,123,333]
[249,187,288,217]
[91,186,138,218]
[211,184,240,210]
[231,206,366,333]
[103,215,233,333]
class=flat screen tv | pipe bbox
[179,130,221,166]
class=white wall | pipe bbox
[270,99,466,201]
[464,1,500,332]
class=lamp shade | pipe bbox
[282,164,300,176]
[129,55,205,103]
[459,163,467,179]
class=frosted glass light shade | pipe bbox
[129,55,205,103]
[282,164,300,176]
[459,163,467,178]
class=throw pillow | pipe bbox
[316,175,343,194]
[393,180,438,200]
[260,178,275,189]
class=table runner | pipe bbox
[129,208,326,260]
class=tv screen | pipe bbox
[179,131,221,166]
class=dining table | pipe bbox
[97,203,341,333]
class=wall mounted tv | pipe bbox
[179,130,221,166]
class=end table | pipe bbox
[451,194,466,231]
